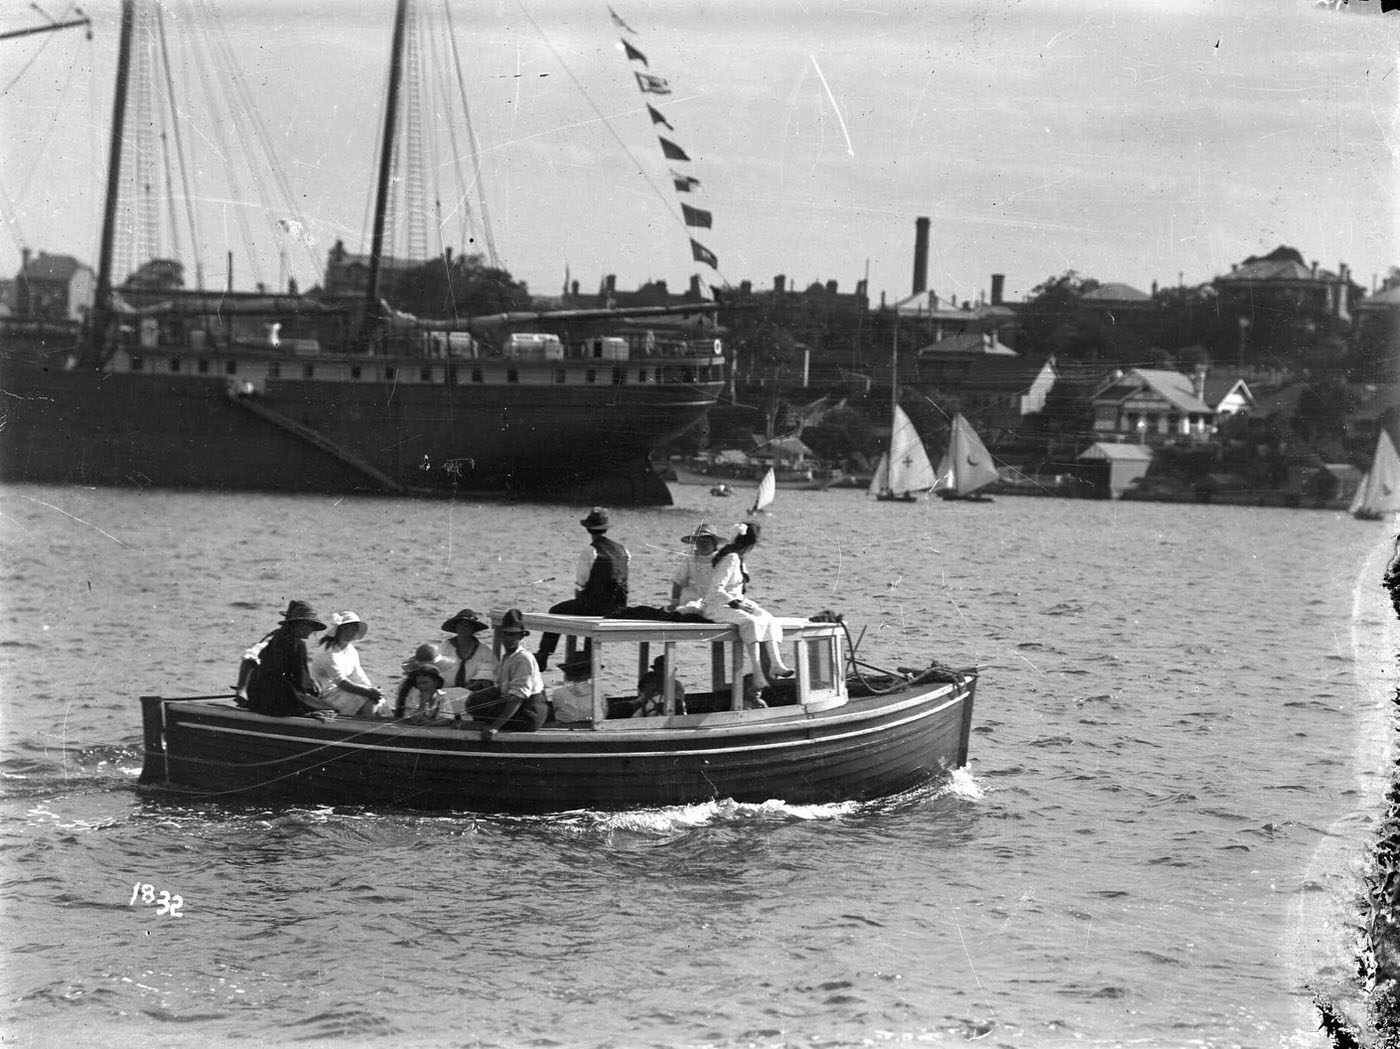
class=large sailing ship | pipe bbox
[0,1,725,505]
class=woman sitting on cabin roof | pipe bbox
[700,522,795,691]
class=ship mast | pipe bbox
[82,0,136,367]
[363,0,410,345]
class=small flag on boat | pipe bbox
[672,170,702,192]
[635,72,671,94]
[647,104,673,130]
[690,239,718,268]
[681,203,712,228]
[609,6,635,33]
[623,39,648,66]
[659,137,690,161]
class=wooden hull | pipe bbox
[138,679,975,812]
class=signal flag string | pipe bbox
[610,5,720,282]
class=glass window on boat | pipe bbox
[303,364,315,379]
[585,369,596,384]
[268,362,281,379]
[169,357,181,373]
[447,365,458,384]
[197,358,210,375]
[471,367,484,383]
[554,368,566,384]
[384,366,396,381]
[420,367,433,382]
[611,367,625,385]
[351,364,362,380]
[806,636,837,692]
[636,368,647,383]
[225,361,237,375]
[507,369,519,384]
[130,355,144,372]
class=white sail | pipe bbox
[1352,429,1400,519]
[750,467,776,513]
[884,406,937,495]
[868,453,890,497]
[938,413,1000,497]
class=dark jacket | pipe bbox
[578,534,629,614]
[246,628,316,717]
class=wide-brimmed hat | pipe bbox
[404,661,445,689]
[580,507,610,530]
[560,653,592,677]
[682,522,723,544]
[498,608,530,637]
[401,642,443,675]
[280,600,326,630]
[327,610,368,642]
[441,608,487,634]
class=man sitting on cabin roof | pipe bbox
[534,508,630,671]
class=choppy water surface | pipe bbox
[1,483,1393,1048]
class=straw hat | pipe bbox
[681,522,723,544]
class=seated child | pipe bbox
[634,655,686,718]
[398,660,448,724]
[549,654,595,724]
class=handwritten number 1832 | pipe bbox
[129,883,183,917]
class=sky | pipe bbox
[2,0,1397,309]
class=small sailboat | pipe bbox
[933,413,1000,502]
[749,467,776,513]
[1350,428,1400,521]
[870,406,937,502]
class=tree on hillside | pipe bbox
[386,253,532,318]
[1017,271,1107,360]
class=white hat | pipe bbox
[327,610,369,642]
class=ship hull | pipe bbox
[0,350,718,504]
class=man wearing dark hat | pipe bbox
[668,522,722,614]
[246,600,332,718]
[466,609,547,741]
[534,507,630,671]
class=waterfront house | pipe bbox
[1091,367,1217,444]
[13,249,94,322]
[913,336,1057,438]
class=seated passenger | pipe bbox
[399,661,448,724]
[549,654,595,724]
[434,608,498,714]
[668,522,721,615]
[245,601,332,718]
[309,611,384,716]
[465,609,548,741]
[635,654,686,717]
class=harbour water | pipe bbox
[1,482,1394,1048]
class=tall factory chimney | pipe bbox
[912,217,930,296]
[990,273,1005,306]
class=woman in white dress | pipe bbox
[700,522,794,689]
[309,611,384,715]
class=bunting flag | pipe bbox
[634,72,671,95]
[613,6,719,275]
[658,137,690,162]
[681,203,712,229]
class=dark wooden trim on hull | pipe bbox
[139,682,974,812]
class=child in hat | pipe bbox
[399,660,448,724]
